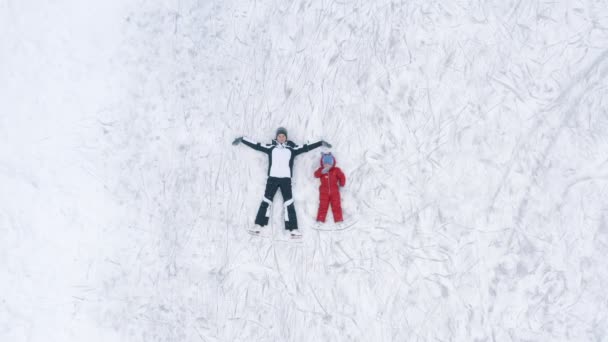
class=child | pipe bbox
[314,152,345,223]
[233,127,332,238]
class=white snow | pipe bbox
[2,0,608,341]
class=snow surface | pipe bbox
[2,0,608,341]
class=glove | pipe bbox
[321,140,332,148]
[232,137,242,145]
[322,166,331,174]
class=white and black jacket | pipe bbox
[241,137,323,178]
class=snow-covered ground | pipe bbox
[2,0,608,341]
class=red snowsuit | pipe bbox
[314,154,345,222]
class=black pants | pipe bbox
[255,177,298,230]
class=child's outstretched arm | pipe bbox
[233,136,272,154]
[293,140,332,156]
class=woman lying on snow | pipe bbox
[232,127,331,239]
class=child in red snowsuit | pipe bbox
[314,152,345,223]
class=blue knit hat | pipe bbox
[322,153,334,166]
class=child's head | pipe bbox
[322,152,335,167]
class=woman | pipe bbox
[233,127,331,238]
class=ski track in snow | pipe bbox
[2,0,608,341]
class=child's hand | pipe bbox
[322,166,330,174]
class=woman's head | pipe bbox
[276,127,288,143]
